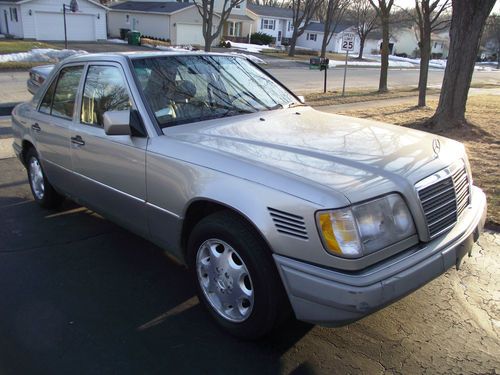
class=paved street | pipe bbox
[269,66,500,93]
[0,128,499,373]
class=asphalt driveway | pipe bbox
[0,152,499,374]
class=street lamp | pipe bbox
[63,0,79,49]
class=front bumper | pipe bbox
[274,186,487,326]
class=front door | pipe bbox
[70,63,149,237]
[3,10,9,34]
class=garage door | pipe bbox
[35,12,96,41]
[176,24,204,46]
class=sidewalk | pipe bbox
[0,71,31,104]
[0,117,14,159]
[314,87,500,114]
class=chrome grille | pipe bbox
[416,161,471,239]
[268,207,308,240]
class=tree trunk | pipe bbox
[428,0,496,131]
[288,29,299,57]
[417,25,431,107]
[320,31,329,58]
[357,36,365,59]
[205,39,212,52]
[378,15,390,92]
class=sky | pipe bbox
[394,0,500,13]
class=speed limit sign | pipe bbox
[341,32,355,51]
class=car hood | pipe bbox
[164,107,466,204]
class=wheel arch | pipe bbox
[21,138,36,165]
[180,198,275,262]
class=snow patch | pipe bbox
[228,42,275,53]
[107,38,128,44]
[0,48,87,63]
[329,59,415,68]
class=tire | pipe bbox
[25,148,64,209]
[187,210,291,340]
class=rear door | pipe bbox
[28,64,84,194]
[69,62,149,237]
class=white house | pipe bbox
[246,3,295,46]
[0,0,107,41]
[108,0,254,46]
[108,1,204,45]
[296,22,360,53]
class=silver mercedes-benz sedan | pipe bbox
[11,52,487,339]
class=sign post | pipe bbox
[341,32,355,97]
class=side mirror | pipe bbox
[103,110,131,136]
[297,95,305,104]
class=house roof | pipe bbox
[304,22,354,33]
[110,1,193,14]
[247,4,295,19]
[225,13,254,22]
[0,0,108,8]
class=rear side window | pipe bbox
[50,66,83,120]
[39,78,57,115]
[81,65,131,127]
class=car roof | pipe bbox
[63,51,240,64]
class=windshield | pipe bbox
[132,55,297,127]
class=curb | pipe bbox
[0,103,20,117]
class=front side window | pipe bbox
[133,55,296,128]
[81,65,130,127]
[51,66,83,120]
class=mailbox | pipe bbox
[309,57,329,71]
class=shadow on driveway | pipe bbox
[0,159,312,375]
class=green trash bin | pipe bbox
[127,30,141,46]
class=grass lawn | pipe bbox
[336,94,500,229]
[0,40,58,54]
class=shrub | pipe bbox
[250,32,274,46]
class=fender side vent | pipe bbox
[268,207,308,240]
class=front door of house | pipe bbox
[3,10,9,34]
[277,31,282,43]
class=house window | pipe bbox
[126,14,130,23]
[228,22,242,37]
[307,33,317,41]
[9,8,18,22]
[434,42,438,48]
[261,19,275,30]
[287,21,293,32]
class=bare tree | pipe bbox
[288,0,325,57]
[412,0,451,107]
[369,0,395,92]
[319,0,349,58]
[251,0,285,6]
[427,0,496,131]
[349,0,379,60]
[482,14,500,68]
[194,0,244,52]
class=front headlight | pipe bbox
[316,194,416,258]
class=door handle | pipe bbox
[31,123,41,132]
[70,135,85,146]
